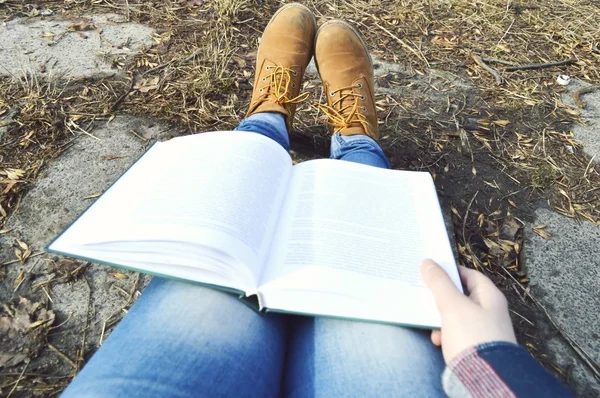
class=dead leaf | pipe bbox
[17,240,28,251]
[83,192,102,200]
[431,36,458,48]
[112,272,129,280]
[1,168,25,180]
[0,297,55,368]
[14,269,25,289]
[134,76,160,93]
[493,120,511,127]
[532,226,552,240]
[103,154,126,161]
[69,20,96,32]
[500,217,521,240]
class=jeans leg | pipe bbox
[284,318,445,397]
[330,132,391,169]
[235,112,289,151]
[62,279,288,398]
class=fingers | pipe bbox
[458,266,495,292]
[431,329,441,346]
[458,266,508,310]
[421,259,464,311]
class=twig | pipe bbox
[375,23,430,68]
[462,191,479,244]
[471,53,505,85]
[1,252,44,266]
[461,191,481,269]
[66,120,101,141]
[99,321,107,346]
[506,58,577,71]
[481,57,517,66]
[583,155,596,178]
[7,359,29,398]
[142,48,203,76]
[573,86,600,109]
[108,75,136,113]
[48,344,77,369]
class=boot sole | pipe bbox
[314,19,373,79]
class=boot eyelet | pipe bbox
[291,83,296,88]
[292,70,298,77]
[362,106,367,112]
[357,83,363,89]
[360,95,365,100]
[261,77,267,82]
[266,66,271,71]
[330,91,336,97]
[259,88,263,93]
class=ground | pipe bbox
[0,0,599,396]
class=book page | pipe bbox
[49,132,292,289]
[260,159,459,327]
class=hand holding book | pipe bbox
[421,259,517,364]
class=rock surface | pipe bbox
[0,13,154,79]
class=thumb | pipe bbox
[421,259,464,311]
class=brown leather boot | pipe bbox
[315,20,379,139]
[246,3,316,131]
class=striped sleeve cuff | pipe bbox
[442,342,517,398]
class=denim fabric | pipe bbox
[236,112,390,169]
[61,113,446,397]
[235,112,290,151]
[330,132,391,169]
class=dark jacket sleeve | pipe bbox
[442,342,575,397]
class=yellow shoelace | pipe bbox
[252,65,309,109]
[318,85,370,134]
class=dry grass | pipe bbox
[1,0,600,394]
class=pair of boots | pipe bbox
[245,3,378,140]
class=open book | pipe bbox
[47,131,461,329]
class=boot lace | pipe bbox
[252,65,309,109]
[318,84,369,133]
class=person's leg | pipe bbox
[283,20,444,397]
[284,317,445,397]
[62,279,288,398]
[235,112,289,151]
[330,132,390,169]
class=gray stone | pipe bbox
[561,80,600,160]
[0,13,154,79]
[524,208,600,396]
[0,115,171,366]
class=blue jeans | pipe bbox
[61,113,443,397]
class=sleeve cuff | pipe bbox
[442,342,520,398]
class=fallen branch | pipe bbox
[481,57,517,66]
[471,53,505,85]
[573,86,600,109]
[108,74,136,113]
[506,58,577,71]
